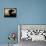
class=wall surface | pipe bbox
[0,0,46,45]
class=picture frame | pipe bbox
[4,8,17,17]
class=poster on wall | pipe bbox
[18,25,46,41]
[4,8,17,17]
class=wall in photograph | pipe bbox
[0,0,46,44]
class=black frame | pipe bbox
[4,8,17,17]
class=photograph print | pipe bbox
[4,8,17,17]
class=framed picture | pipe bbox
[4,8,17,17]
[18,24,46,41]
